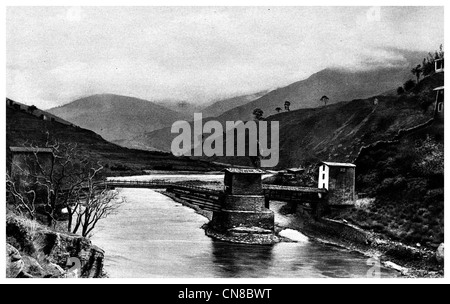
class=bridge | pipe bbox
[105,179,327,212]
[105,180,175,189]
[105,164,356,244]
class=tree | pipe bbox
[7,142,83,224]
[275,107,282,113]
[411,65,422,84]
[178,101,188,109]
[397,87,405,95]
[27,105,38,113]
[6,141,122,236]
[320,95,329,106]
[403,79,416,92]
[6,173,38,220]
[69,169,122,237]
[422,44,444,77]
[252,108,264,120]
[284,101,291,111]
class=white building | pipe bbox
[318,161,356,206]
[435,58,444,73]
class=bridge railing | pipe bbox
[105,179,329,205]
[106,179,222,193]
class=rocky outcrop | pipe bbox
[6,244,25,278]
[6,215,105,278]
[436,243,444,264]
[204,225,280,245]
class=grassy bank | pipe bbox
[276,202,443,278]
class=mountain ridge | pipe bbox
[7,98,221,173]
[47,93,190,143]
[133,60,424,152]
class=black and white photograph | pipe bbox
[3,2,446,286]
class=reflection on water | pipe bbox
[92,176,399,278]
[211,242,275,277]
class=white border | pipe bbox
[1,0,448,285]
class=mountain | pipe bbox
[153,99,204,116]
[213,65,417,124]
[47,94,190,144]
[200,91,269,118]
[194,72,443,168]
[132,51,426,152]
[6,99,222,174]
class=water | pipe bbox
[92,174,399,278]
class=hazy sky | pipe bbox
[6,6,444,109]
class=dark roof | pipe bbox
[321,161,356,168]
[9,147,53,153]
[223,168,266,174]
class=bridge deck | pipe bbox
[107,180,326,193]
[262,184,327,193]
[105,180,327,209]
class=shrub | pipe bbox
[403,79,416,92]
[412,136,444,176]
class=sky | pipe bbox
[6,6,444,109]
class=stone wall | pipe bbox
[211,209,274,232]
[328,167,355,206]
[225,173,263,195]
[222,195,265,211]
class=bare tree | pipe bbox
[69,169,122,237]
[7,140,122,236]
[6,172,37,219]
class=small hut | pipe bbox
[318,161,356,206]
[223,168,266,195]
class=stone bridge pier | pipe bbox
[207,169,277,244]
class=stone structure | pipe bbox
[318,161,356,206]
[209,168,276,243]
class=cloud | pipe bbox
[61,6,83,22]
[6,6,444,109]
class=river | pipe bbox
[90,173,399,278]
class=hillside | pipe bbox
[136,51,425,152]
[200,90,269,118]
[339,119,444,248]
[47,94,190,144]
[193,72,443,169]
[6,99,222,174]
[153,99,204,117]
[332,76,444,249]
[213,65,416,123]
[116,91,269,150]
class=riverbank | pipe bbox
[161,186,442,278]
[92,187,397,278]
[274,202,443,278]
[162,176,444,278]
